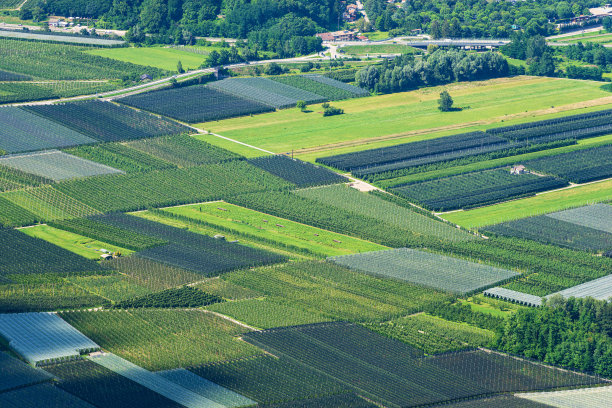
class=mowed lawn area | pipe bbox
[443,179,612,229]
[86,46,210,71]
[200,77,612,159]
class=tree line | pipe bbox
[355,49,509,94]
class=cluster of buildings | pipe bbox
[557,5,612,30]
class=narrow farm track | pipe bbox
[290,95,612,156]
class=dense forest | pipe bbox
[363,0,601,38]
[356,49,509,93]
[494,296,612,377]
[25,0,342,56]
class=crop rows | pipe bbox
[547,204,612,234]
[317,131,507,172]
[0,383,94,408]
[61,309,260,371]
[119,85,273,123]
[25,100,191,143]
[2,185,102,223]
[190,355,350,405]
[127,134,241,167]
[549,273,612,302]
[294,185,473,241]
[222,261,451,322]
[55,161,293,213]
[271,75,354,100]
[0,150,124,182]
[0,107,95,153]
[48,218,168,251]
[64,143,176,173]
[0,351,53,393]
[524,145,612,183]
[484,215,612,253]
[329,248,519,295]
[95,213,286,275]
[114,286,222,309]
[0,38,166,80]
[0,68,30,81]
[208,77,325,108]
[0,81,116,104]
[306,74,369,96]
[157,368,256,408]
[518,383,612,407]
[46,359,184,408]
[486,108,612,135]
[249,155,346,187]
[0,164,51,192]
[392,168,568,211]
[0,197,38,227]
[0,229,99,277]
[0,30,125,46]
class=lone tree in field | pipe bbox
[296,100,307,111]
[438,90,454,112]
[177,60,185,74]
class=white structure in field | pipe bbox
[0,312,99,366]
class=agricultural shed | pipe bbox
[0,312,100,366]
[484,287,542,307]
[547,273,612,302]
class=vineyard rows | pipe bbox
[0,383,94,408]
[90,353,226,408]
[392,168,568,211]
[0,69,29,81]
[119,85,273,123]
[306,74,369,96]
[0,197,38,227]
[484,215,612,253]
[519,385,612,407]
[61,309,260,370]
[0,30,126,46]
[0,107,95,153]
[208,77,325,108]
[157,368,256,408]
[0,150,123,182]
[25,101,191,143]
[317,131,506,172]
[524,144,612,183]
[0,351,53,392]
[65,143,176,174]
[0,81,117,104]
[0,229,99,277]
[54,161,293,213]
[46,359,185,408]
[329,248,519,295]
[48,218,168,251]
[0,38,166,81]
[249,155,346,187]
[0,312,99,366]
[127,134,241,167]
[271,75,354,100]
[547,204,612,234]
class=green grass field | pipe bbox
[20,224,134,259]
[161,201,385,257]
[340,44,420,55]
[362,31,391,41]
[443,179,612,228]
[86,46,211,71]
[200,77,612,159]
[556,30,612,44]
[191,133,269,158]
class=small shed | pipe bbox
[100,254,113,260]
[140,74,153,81]
[510,165,526,175]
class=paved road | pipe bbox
[547,25,604,40]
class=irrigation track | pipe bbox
[288,95,612,157]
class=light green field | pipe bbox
[200,77,612,158]
[443,179,612,228]
[362,31,391,41]
[67,275,151,302]
[341,44,419,55]
[87,46,209,71]
[162,201,386,257]
[379,133,612,187]
[20,224,133,260]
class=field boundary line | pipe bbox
[203,309,259,331]
[207,131,276,155]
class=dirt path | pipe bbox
[290,95,612,156]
